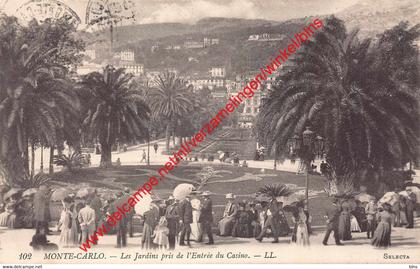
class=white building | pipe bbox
[247,33,286,41]
[76,61,102,75]
[210,67,226,78]
[121,64,144,76]
[120,50,135,62]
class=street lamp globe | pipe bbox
[302,126,315,146]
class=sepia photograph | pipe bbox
[0,0,419,266]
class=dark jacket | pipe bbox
[325,203,341,227]
[406,193,417,211]
[179,199,193,224]
[108,194,130,227]
[199,198,213,223]
[90,196,103,221]
[165,203,180,236]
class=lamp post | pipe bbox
[288,127,324,211]
[147,123,151,166]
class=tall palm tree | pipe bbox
[0,16,80,185]
[79,65,150,168]
[257,17,419,183]
[148,72,193,152]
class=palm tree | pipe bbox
[79,65,150,168]
[0,16,80,185]
[148,72,193,152]
[257,17,419,184]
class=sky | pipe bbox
[1,0,359,25]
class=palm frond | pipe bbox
[258,184,292,198]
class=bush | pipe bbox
[53,152,85,172]
[15,173,51,189]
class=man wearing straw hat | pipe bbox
[218,193,238,236]
[198,191,214,244]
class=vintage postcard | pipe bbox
[0,0,419,266]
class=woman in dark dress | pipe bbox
[338,199,352,240]
[278,202,291,236]
[352,200,367,232]
[371,203,392,248]
[232,202,252,238]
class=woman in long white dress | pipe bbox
[350,214,361,232]
[292,207,310,246]
[58,198,78,247]
[190,196,202,241]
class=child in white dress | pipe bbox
[153,216,169,250]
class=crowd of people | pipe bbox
[0,183,417,251]
[322,187,417,248]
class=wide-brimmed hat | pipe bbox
[226,193,235,199]
[202,191,212,196]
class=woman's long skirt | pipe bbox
[371,221,391,247]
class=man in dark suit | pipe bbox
[256,197,281,243]
[90,189,102,229]
[165,196,179,249]
[108,191,129,248]
[178,194,193,246]
[323,198,343,245]
[406,188,417,229]
[198,191,214,244]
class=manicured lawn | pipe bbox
[50,163,330,225]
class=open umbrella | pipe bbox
[173,183,195,201]
[355,193,375,203]
[50,188,70,201]
[134,194,153,216]
[379,191,400,206]
[4,188,22,200]
[76,187,94,198]
[401,187,420,203]
[22,188,38,197]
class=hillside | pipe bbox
[81,17,282,48]
[81,17,308,76]
[336,0,420,36]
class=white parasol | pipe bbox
[4,188,22,200]
[50,188,70,201]
[134,194,153,216]
[403,186,420,203]
[76,187,94,198]
[22,188,38,197]
[379,191,400,206]
[173,183,195,201]
[355,193,375,203]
